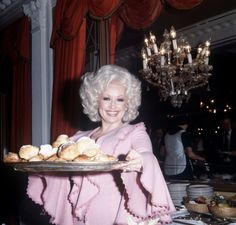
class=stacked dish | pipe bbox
[187,184,214,200]
[167,183,189,206]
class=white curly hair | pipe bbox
[79,64,141,122]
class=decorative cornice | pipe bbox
[0,0,31,31]
[178,9,236,48]
[23,0,40,30]
[22,0,56,31]
[0,0,56,31]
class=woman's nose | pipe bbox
[110,99,116,108]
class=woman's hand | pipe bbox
[123,149,143,172]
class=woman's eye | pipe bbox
[117,98,124,102]
[102,97,110,101]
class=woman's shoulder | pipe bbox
[123,122,147,131]
[117,122,148,137]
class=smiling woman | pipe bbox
[80,64,141,123]
[96,82,128,134]
[26,64,175,225]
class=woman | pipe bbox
[27,65,175,225]
[163,117,205,180]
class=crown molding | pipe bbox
[0,0,56,31]
[178,9,236,48]
[0,0,30,30]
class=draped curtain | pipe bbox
[50,0,203,141]
[0,16,31,152]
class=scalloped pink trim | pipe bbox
[116,123,174,224]
[120,177,173,224]
[120,170,173,223]
[27,176,58,225]
[69,176,100,223]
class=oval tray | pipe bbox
[5,161,129,172]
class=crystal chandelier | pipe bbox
[140,26,213,108]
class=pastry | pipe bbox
[95,153,117,162]
[54,157,67,162]
[52,134,69,148]
[56,134,69,141]
[73,154,93,162]
[82,143,101,157]
[28,154,44,162]
[46,154,59,161]
[58,143,80,160]
[76,137,101,156]
[4,152,21,163]
[39,144,58,159]
[19,145,39,160]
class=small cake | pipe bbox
[52,134,69,148]
[4,152,21,163]
[46,154,59,161]
[39,144,58,160]
[94,153,117,162]
[73,154,93,162]
[28,154,44,162]
[57,143,80,161]
[19,145,39,160]
[76,137,101,156]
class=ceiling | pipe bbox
[0,0,236,30]
[118,0,236,48]
[0,0,31,31]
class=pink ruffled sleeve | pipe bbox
[27,174,75,225]
[120,123,175,223]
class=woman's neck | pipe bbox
[101,121,124,134]
[91,122,124,140]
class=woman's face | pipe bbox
[98,81,128,126]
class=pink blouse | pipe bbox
[27,122,175,225]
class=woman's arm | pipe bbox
[185,147,205,161]
[120,123,175,223]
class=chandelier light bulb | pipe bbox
[144,37,149,46]
[170,26,176,39]
[141,48,147,59]
[198,47,202,53]
[150,32,156,43]
[185,45,191,53]
[205,50,210,57]
[205,40,210,47]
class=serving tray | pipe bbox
[5,160,129,172]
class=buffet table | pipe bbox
[170,208,236,225]
[167,178,236,225]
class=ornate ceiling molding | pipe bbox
[0,0,30,30]
[178,9,236,48]
[0,0,56,31]
[23,0,40,30]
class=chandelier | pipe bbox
[140,26,213,108]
